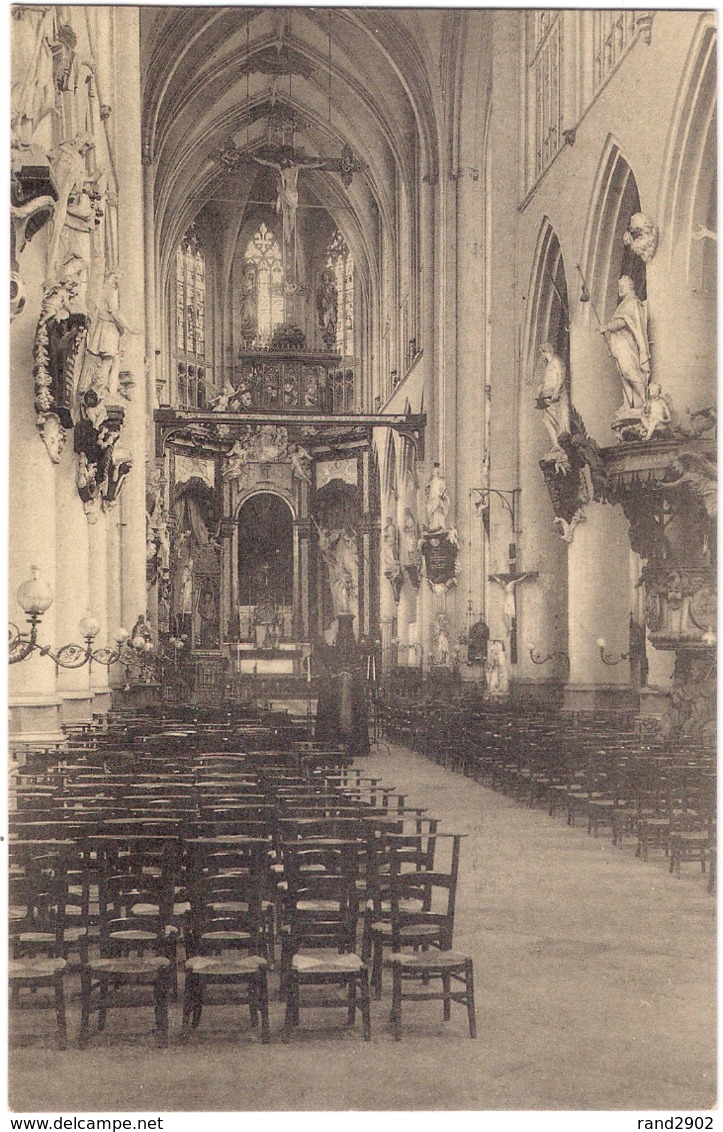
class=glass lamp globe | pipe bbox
[131,635,146,650]
[143,640,155,653]
[596,637,607,649]
[17,567,53,617]
[113,627,130,645]
[79,611,101,640]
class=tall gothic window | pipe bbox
[326,230,354,358]
[243,223,284,346]
[592,11,639,93]
[527,11,563,183]
[176,227,211,408]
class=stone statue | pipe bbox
[662,451,717,521]
[424,463,450,530]
[317,268,338,350]
[600,275,651,413]
[639,383,672,441]
[382,517,403,601]
[240,263,257,331]
[82,270,139,401]
[289,442,312,484]
[317,524,358,618]
[435,616,451,667]
[222,437,250,483]
[535,342,571,455]
[210,380,239,412]
[47,133,101,275]
[11,6,57,144]
[487,639,510,698]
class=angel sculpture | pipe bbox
[289,442,312,484]
[638,383,672,441]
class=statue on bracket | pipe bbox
[599,274,652,424]
[535,342,571,462]
[317,268,338,351]
[289,442,313,484]
[80,269,139,402]
[33,255,89,460]
[424,463,450,530]
[401,507,422,589]
[538,405,607,543]
[73,391,126,520]
[382,517,404,603]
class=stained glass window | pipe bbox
[243,223,284,346]
[326,230,354,358]
[175,227,211,408]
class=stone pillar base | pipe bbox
[562,682,639,714]
[59,691,95,725]
[92,690,114,718]
[512,677,565,707]
[9,695,65,749]
[637,685,671,721]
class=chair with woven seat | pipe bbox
[386,835,476,1040]
[9,867,72,1050]
[181,839,270,1042]
[79,844,174,1048]
[281,841,371,1041]
[362,827,442,999]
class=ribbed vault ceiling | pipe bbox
[141,7,444,293]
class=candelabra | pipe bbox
[528,645,570,677]
[595,637,631,666]
[9,567,131,670]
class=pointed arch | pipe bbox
[524,220,570,376]
[580,139,643,325]
[659,18,717,283]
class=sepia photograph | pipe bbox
[7,2,717,1119]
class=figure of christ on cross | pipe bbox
[488,568,538,664]
[251,148,338,245]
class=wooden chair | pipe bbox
[386,835,476,1040]
[181,840,270,1042]
[9,866,71,1050]
[79,843,174,1048]
[281,842,371,1041]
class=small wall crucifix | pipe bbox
[489,545,538,664]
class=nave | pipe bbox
[9,722,715,1114]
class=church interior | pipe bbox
[8,6,716,1115]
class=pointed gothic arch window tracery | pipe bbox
[326,230,354,359]
[244,222,285,346]
[175,226,211,408]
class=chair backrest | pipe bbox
[388,833,463,952]
[186,839,266,953]
[282,841,360,954]
[96,839,179,953]
[9,854,72,955]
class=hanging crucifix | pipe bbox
[489,544,538,664]
[251,143,364,247]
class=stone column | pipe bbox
[563,502,637,712]
[88,509,113,717]
[114,8,148,633]
[9,235,65,747]
[55,457,93,725]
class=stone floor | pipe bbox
[8,740,716,1113]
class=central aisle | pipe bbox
[10,741,715,1113]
